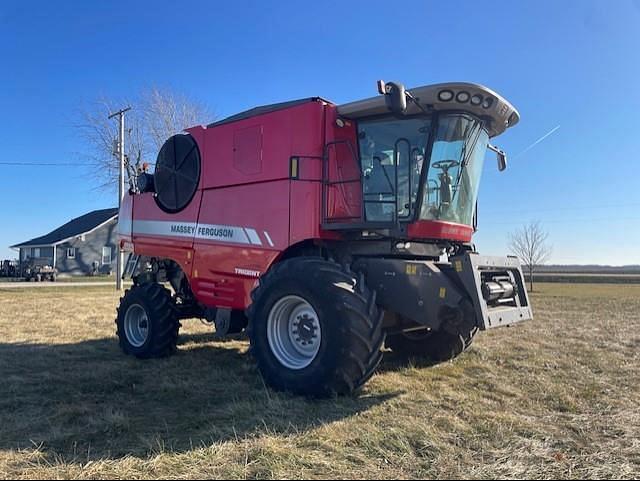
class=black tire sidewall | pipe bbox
[387,329,469,362]
[250,276,349,394]
[116,284,177,358]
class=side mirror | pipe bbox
[488,144,508,171]
[377,80,407,115]
[497,151,507,171]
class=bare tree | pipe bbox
[509,221,552,292]
[77,87,212,192]
[142,87,212,153]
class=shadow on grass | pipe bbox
[377,351,441,373]
[0,335,399,463]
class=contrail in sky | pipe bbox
[513,125,561,159]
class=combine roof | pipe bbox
[11,208,118,248]
[337,82,519,137]
[207,97,332,128]
[205,83,518,138]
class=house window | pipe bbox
[33,248,40,258]
[102,246,112,265]
[67,248,76,259]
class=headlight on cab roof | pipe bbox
[438,90,454,101]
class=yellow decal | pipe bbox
[439,287,446,299]
[193,269,199,278]
[455,260,463,272]
[406,264,418,275]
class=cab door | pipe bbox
[323,114,362,226]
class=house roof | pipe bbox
[11,208,118,249]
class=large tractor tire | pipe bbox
[386,326,477,363]
[247,257,385,397]
[116,283,180,359]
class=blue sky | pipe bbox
[1,0,639,264]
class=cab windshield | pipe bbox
[357,113,489,226]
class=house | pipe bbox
[11,208,119,276]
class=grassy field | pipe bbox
[0,283,638,479]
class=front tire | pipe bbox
[116,283,180,358]
[247,258,385,397]
[386,326,477,363]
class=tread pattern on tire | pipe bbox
[386,325,478,363]
[247,257,385,397]
[116,283,180,359]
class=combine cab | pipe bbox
[115,80,532,396]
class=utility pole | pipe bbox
[108,107,131,291]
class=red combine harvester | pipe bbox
[117,81,532,396]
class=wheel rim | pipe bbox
[124,304,150,348]
[267,295,321,370]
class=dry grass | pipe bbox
[0,283,638,479]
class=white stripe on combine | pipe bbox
[132,220,260,245]
[132,220,197,238]
[244,228,263,246]
[263,231,274,247]
[196,223,251,244]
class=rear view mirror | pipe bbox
[497,151,507,171]
[488,144,508,171]
[377,80,407,115]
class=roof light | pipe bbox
[438,90,454,102]
[456,91,470,103]
[482,97,494,109]
[471,94,483,106]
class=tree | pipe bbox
[508,221,552,292]
[77,87,212,191]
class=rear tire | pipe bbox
[247,257,385,397]
[386,326,477,363]
[116,283,180,358]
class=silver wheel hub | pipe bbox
[267,295,321,370]
[124,304,150,348]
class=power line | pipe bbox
[0,161,155,169]
[0,161,95,166]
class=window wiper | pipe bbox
[452,123,483,201]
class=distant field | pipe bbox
[0,283,638,479]
[530,273,640,284]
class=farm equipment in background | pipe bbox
[23,258,57,282]
[0,260,20,278]
[115,80,533,396]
